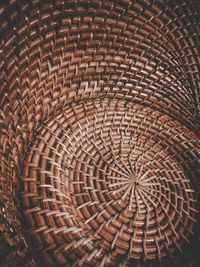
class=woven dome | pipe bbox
[0,1,200,266]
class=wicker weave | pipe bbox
[0,1,200,267]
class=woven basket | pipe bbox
[0,1,200,266]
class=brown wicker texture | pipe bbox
[0,1,200,267]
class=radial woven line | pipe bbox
[0,1,200,267]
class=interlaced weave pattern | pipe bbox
[0,1,200,267]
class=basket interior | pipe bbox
[0,1,200,266]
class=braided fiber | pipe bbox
[0,1,200,266]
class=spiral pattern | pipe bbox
[0,1,200,267]
[22,100,199,266]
